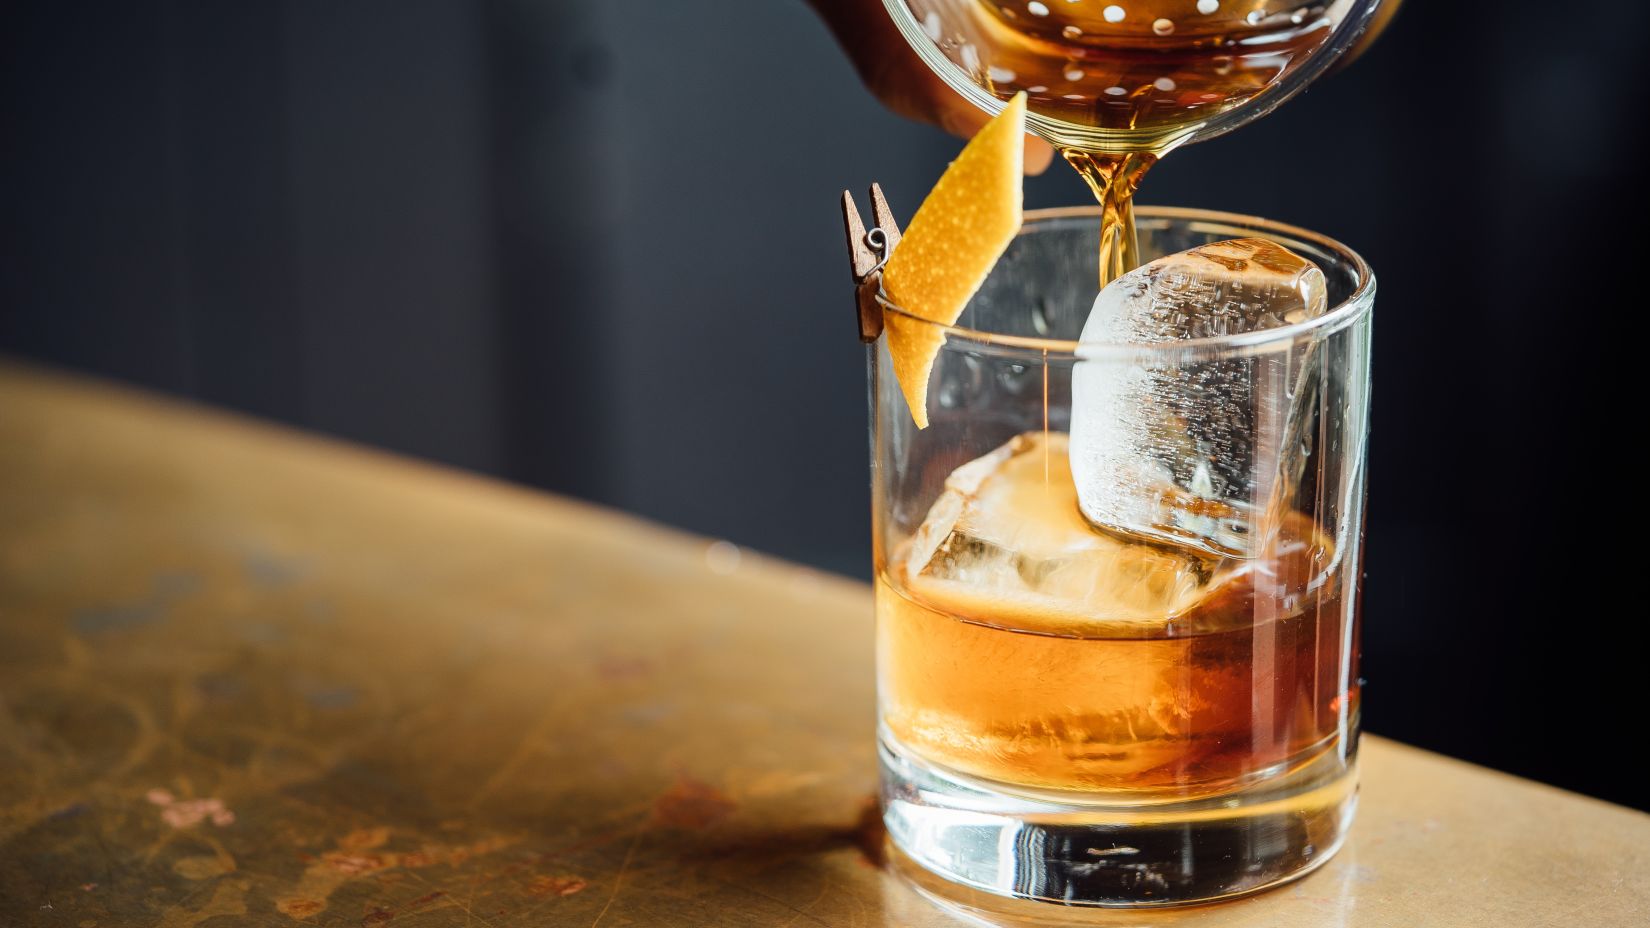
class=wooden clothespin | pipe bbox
[840,183,902,343]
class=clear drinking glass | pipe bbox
[872,206,1373,907]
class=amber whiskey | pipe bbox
[877,432,1356,796]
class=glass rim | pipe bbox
[875,205,1375,358]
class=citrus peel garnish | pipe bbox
[882,92,1026,429]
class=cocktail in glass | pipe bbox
[870,207,1373,906]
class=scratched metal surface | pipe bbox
[1,361,1647,928]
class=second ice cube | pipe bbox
[1070,238,1328,558]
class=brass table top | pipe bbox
[2,361,1646,927]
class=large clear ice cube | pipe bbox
[1069,238,1327,558]
[903,432,1228,634]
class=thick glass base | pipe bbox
[880,735,1358,908]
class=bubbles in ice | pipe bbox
[1069,239,1328,559]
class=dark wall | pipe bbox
[3,1,1644,807]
